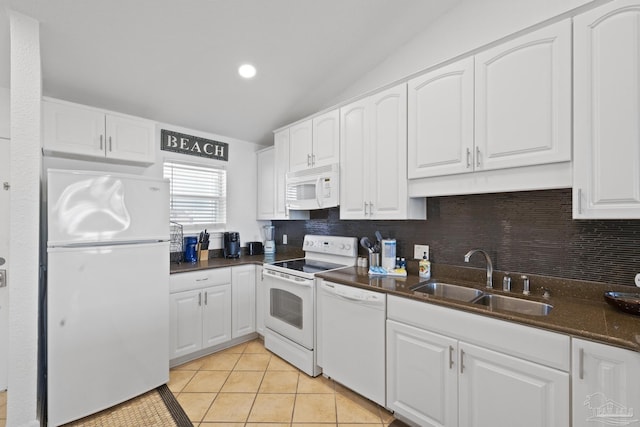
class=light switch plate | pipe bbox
[283,234,287,245]
[414,245,429,260]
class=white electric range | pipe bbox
[262,234,357,376]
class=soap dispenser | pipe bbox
[419,252,431,280]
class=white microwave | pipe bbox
[286,163,339,210]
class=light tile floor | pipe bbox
[0,339,395,427]
[168,339,396,427]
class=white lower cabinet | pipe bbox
[387,320,458,427]
[169,265,257,361]
[572,338,640,427]
[169,280,231,360]
[231,265,256,338]
[387,295,570,427]
[458,342,569,427]
[255,265,265,335]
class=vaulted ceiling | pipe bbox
[0,0,461,145]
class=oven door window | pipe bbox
[270,289,303,329]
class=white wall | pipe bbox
[330,0,602,105]
[0,86,9,139]
[8,11,41,427]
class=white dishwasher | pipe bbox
[319,280,386,406]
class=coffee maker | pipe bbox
[223,232,241,258]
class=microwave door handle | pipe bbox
[316,176,323,208]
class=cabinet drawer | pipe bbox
[170,268,232,293]
[388,295,570,371]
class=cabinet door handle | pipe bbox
[204,291,208,305]
[198,292,202,306]
[312,154,316,166]
[364,201,368,215]
[449,345,454,369]
[109,136,112,152]
[466,148,471,168]
[307,154,311,166]
[577,189,583,215]
[460,349,465,374]
[579,348,584,380]
[99,135,104,150]
[369,202,373,216]
[476,147,481,167]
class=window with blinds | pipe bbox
[163,161,227,225]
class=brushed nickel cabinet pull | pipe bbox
[466,148,471,168]
[312,154,316,166]
[204,291,208,305]
[198,292,202,306]
[578,189,583,215]
[99,135,104,150]
[476,147,481,167]
[579,348,584,380]
[109,136,112,152]
[449,345,454,369]
[460,349,465,374]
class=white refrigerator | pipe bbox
[46,169,170,426]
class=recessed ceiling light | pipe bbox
[238,64,257,79]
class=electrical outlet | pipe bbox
[414,244,429,260]
[283,234,288,245]
[635,273,640,287]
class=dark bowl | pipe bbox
[604,291,640,316]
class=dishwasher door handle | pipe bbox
[322,283,385,306]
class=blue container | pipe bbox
[184,236,198,263]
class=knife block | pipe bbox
[198,248,209,262]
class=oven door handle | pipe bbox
[264,269,314,287]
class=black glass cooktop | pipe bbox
[271,258,348,274]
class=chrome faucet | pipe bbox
[464,249,494,289]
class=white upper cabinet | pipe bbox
[43,99,156,165]
[0,87,9,139]
[408,57,474,179]
[289,109,340,172]
[289,119,313,172]
[573,0,640,218]
[312,109,340,168]
[256,147,276,220]
[256,130,308,220]
[475,19,572,171]
[340,83,425,220]
[408,20,571,183]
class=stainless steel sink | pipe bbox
[471,294,553,316]
[411,282,484,302]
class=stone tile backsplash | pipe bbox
[273,189,640,287]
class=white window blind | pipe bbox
[163,161,227,225]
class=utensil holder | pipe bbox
[198,249,209,262]
[369,253,380,267]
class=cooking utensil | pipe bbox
[375,230,383,243]
[360,236,374,253]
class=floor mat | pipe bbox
[63,384,192,427]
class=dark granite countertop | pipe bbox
[170,250,303,274]
[317,264,640,353]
